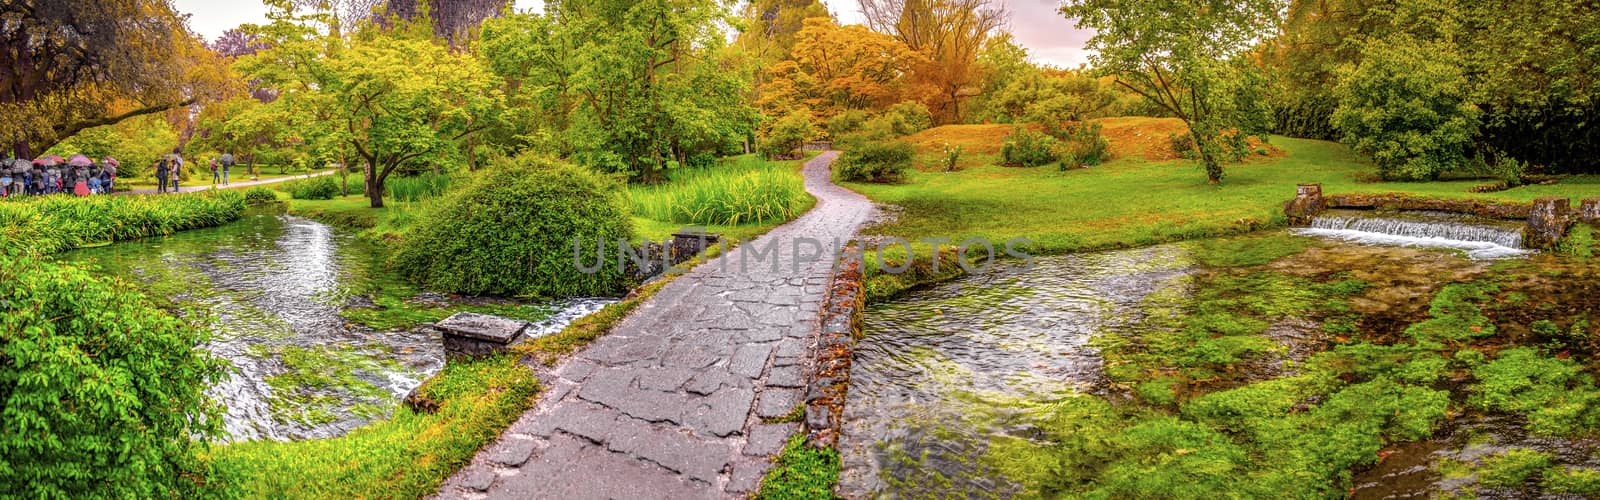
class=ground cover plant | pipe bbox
[0,191,246,254]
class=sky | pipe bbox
[172,0,1092,68]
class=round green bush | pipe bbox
[1001,127,1062,167]
[389,154,634,297]
[838,141,913,183]
[0,249,224,497]
[244,186,279,203]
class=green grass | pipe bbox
[757,436,841,500]
[629,155,813,228]
[206,355,540,498]
[385,173,457,203]
[846,136,1598,257]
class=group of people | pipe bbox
[151,152,235,194]
[0,154,119,198]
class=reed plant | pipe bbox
[385,173,456,203]
[0,191,246,254]
[628,156,810,226]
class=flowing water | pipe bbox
[1296,209,1531,259]
[840,245,1195,497]
[63,210,612,441]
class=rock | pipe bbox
[402,384,438,414]
[437,312,530,358]
[671,231,721,263]
[1283,183,1324,225]
[1526,197,1572,249]
[1580,198,1600,225]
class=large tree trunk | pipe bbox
[364,159,384,208]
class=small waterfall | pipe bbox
[1295,210,1531,259]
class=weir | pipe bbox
[1296,210,1531,259]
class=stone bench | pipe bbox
[438,312,530,358]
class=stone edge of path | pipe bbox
[801,246,866,451]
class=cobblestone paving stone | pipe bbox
[436,152,870,499]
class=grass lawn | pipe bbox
[850,131,1599,258]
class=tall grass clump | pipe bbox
[629,156,810,226]
[284,176,343,200]
[0,191,246,254]
[385,173,456,203]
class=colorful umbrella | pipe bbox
[42,155,64,165]
[31,158,44,166]
[102,157,120,167]
[68,154,92,167]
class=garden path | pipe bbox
[119,169,337,195]
[436,151,872,499]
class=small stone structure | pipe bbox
[1320,193,1532,219]
[671,231,721,262]
[803,247,866,448]
[1580,198,1600,225]
[437,312,531,358]
[1526,197,1572,250]
[1283,183,1324,224]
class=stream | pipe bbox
[843,209,1591,497]
[64,210,611,442]
[840,244,1195,497]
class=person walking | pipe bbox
[102,158,118,193]
[210,158,221,185]
[170,154,182,192]
[219,153,234,185]
[155,157,171,194]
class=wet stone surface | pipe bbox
[437,152,873,498]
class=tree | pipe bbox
[1061,0,1280,184]
[859,0,1007,123]
[757,18,920,123]
[239,4,504,207]
[380,0,512,43]
[735,0,831,64]
[1331,36,1480,181]
[477,0,757,182]
[0,0,233,158]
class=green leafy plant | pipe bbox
[384,173,456,203]
[244,186,279,203]
[0,249,225,497]
[757,436,840,500]
[838,141,914,183]
[761,111,816,160]
[1057,121,1111,167]
[1331,36,1481,181]
[1001,127,1061,167]
[389,153,633,297]
[0,190,246,254]
[941,143,963,172]
[284,176,342,200]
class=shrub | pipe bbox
[629,156,810,226]
[0,250,225,497]
[761,111,815,160]
[389,154,633,297]
[244,186,279,203]
[825,110,871,139]
[941,143,963,172]
[1057,121,1111,167]
[875,101,933,137]
[837,141,913,183]
[1001,127,1061,167]
[686,152,717,169]
[1332,36,1481,180]
[286,176,341,200]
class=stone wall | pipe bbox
[1322,193,1533,220]
[802,247,866,449]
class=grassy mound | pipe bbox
[390,154,633,297]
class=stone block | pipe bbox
[1580,198,1600,225]
[438,312,529,358]
[1526,197,1572,249]
[1283,183,1323,225]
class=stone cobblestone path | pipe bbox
[436,151,871,499]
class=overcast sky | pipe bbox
[172,0,1092,68]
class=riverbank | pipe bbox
[845,134,1600,302]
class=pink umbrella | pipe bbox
[102,157,120,167]
[68,154,92,167]
[31,158,44,166]
[42,155,64,166]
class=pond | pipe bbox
[842,219,1599,497]
[64,209,612,441]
